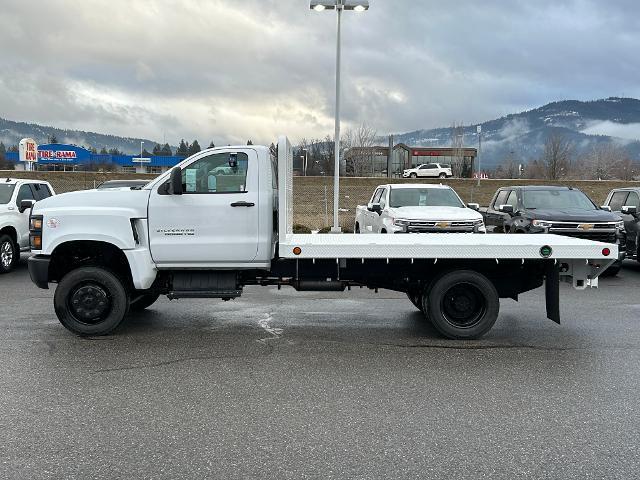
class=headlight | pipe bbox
[615,221,625,230]
[532,220,554,228]
[473,219,486,232]
[393,219,410,227]
[29,214,43,250]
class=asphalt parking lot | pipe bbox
[2,257,640,479]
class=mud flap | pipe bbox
[545,262,560,324]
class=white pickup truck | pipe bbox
[27,138,616,339]
[0,178,55,273]
[355,184,485,234]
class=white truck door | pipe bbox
[147,150,260,265]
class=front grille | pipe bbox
[551,231,617,243]
[549,222,614,230]
[407,221,475,233]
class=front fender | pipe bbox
[38,208,139,255]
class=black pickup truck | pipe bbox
[604,187,640,262]
[481,186,626,275]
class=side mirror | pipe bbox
[168,167,183,195]
[621,205,638,216]
[368,203,382,214]
[601,205,612,212]
[467,203,480,211]
[499,204,514,215]
[19,199,36,213]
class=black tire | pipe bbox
[601,260,621,277]
[410,173,417,178]
[355,223,360,234]
[0,234,19,274]
[129,292,161,311]
[426,270,499,340]
[439,173,447,178]
[54,267,130,336]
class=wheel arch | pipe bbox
[49,240,134,288]
[0,225,18,243]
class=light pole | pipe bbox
[476,125,482,186]
[311,0,369,233]
[302,148,309,176]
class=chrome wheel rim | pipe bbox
[1,241,13,268]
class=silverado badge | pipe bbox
[436,222,451,228]
[578,224,594,231]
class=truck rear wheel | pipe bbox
[426,270,499,340]
[54,267,129,336]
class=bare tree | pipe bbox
[343,122,378,176]
[495,152,519,179]
[450,122,465,177]
[541,133,573,180]
[585,142,633,180]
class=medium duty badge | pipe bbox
[540,245,553,258]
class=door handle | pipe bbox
[230,201,255,207]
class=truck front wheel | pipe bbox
[0,234,18,274]
[54,267,129,336]
[426,270,499,339]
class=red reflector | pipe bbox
[602,248,611,256]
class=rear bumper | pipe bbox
[28,255,50,289]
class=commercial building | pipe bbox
[343,144,477,178]
[7,144,183,174]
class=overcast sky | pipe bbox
[1,0,639,146]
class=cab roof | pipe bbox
[384,183,451,190]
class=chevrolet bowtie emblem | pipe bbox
[578,224,594,231]
[436,222,451,228]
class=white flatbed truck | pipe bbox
[27,137,616,339]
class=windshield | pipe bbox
[523,190,596,210]
[389,188,464,208]
[0,184,16,204]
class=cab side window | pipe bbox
[626,192,640,208]
[16,184,35,205]
[494,190,509,208]
[32,184,52,201]
[181,152,248,193]
[371,188,384,204]
[609,191,629,212]
[379,189,387,209]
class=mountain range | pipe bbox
[394,97,640,169]
[0,118,161,154]
[3,97,640,168]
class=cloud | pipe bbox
[581,120,640,141]
[1,0,640,146]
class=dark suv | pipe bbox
[482,186,626,275]
[604,187,640,262]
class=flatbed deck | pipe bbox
[279,233,616,260]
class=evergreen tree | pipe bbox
[161,143,173,156]
[188,140,201,156]
[89,147,98,154]
[152,144,162,156]
[247,140,253,145]
[99,147,108,155]
[8,145,18,153]
[176,139,189,157]
[49,134,58,144]
[208,141,215,149]
[142,148,152,158]
[108,148,122,155]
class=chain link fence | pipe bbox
[3,170,637,230]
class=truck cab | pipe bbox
[0,178,55,273]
